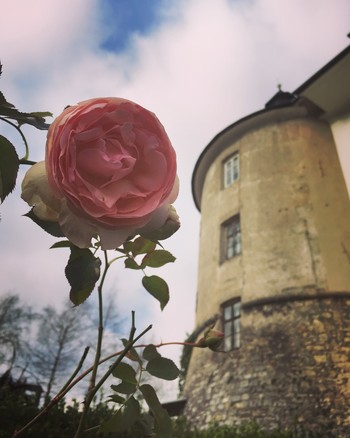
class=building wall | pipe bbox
[195,115,350,325]
[184,296,350,436]
[185,111,350,435]
[330,111,350,196]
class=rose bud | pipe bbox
[196,329,224,351]
[141,205,180,241]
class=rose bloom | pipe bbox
[21,97,179,249]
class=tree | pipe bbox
[0,294,35,372]
[30,301,93,403]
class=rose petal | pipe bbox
[58,200,97,248]
[97,226,135,250]
[21,161,61,221]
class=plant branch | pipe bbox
[0,117,30,160]
[89,250,109,391]
[12,346,90,437]
[74,314,152,437]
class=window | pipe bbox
[223,153,239,188]
[222,299,241,351]
[222,215,241,260]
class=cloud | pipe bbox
[1,0,349,402]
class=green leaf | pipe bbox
[0,106,51,130]
[50,240,71,249]
[142,275,169,310]
[141,250,176,268]
[0,135,19,202]
[123,240,134,253]
[131,236,156,256]
[142,344,161,362]
[112,362,137,384]
[122,338,142,363]
[65,246,101,306]
[111,381,137,395]
[0,90,15,108]
[139,384,172,438]
[108,394,125,404]
[24,209,65,238]
[100,396,140,434]
[146,357,180,381]
[124,257,142,270]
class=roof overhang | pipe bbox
[192,44,350,211]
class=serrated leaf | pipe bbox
[100,396,140,434]
[112,362,137,384]
[122,338,142,363]
[141,250,176,268]
[123,240,134,253]
[124,257,142,270]
[0,107,50,130]
[108,394,125,404]
[111,381,137,395]
[0,135,19,202]
[0,90,14,108]
[131,236,156,256]
[24,209,65,237]
[146,357,180,381]
[142,275,169,310]
[50,240,71,249]
[142,344,161,362]
[65,246,101,306]
[139,384,172,438]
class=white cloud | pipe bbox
[1,0,349,402]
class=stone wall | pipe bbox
[184,295,350,437]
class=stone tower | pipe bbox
[184,46,350,436]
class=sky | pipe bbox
[0,0,349,402]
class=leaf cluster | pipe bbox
[122,236,176,310]
[100,343,180,437]
[0,83,51,204]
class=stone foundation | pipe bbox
[184,296,350,437]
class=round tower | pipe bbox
[184,91,350,435]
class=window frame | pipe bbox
[221,214,241,262]
[223,152,239,189]
[221,298,241,352]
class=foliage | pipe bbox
[0,67,191,438]
[179,315,219,393]
[171,417,326,438]
[0,294,36,369]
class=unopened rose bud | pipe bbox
[205,329,224,351]
[141,205,180,241]
[196,329,224,351]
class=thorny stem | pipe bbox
[13,337,201,437]
[74,314,152,438]
[0,117,30,160]
[12,347,90,437]
[89,250,109,391]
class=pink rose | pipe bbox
[21,97,179,249]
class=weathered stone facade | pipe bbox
[186,81,350,435]
[184,294,350,436]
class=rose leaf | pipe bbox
[65,246,101,306]
[142,275,169,310]
[145,357,180,381]
[24,208,65,238]
[131,237,156,256]
[0,135,19,203]
[141,249,176,268]
[112,362,137,384]
[139,384,172,438]
[142,344,161,362]
[100,396,140,433]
